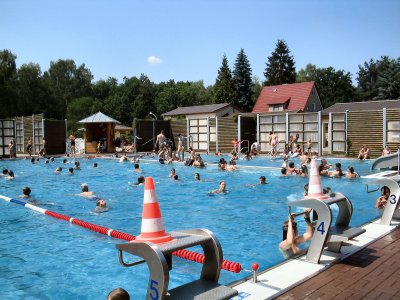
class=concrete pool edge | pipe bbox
[230,218,400,300]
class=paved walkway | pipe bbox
[277,227,400,300]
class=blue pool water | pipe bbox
[0,155,381,299]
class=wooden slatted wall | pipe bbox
[347,110,383,158]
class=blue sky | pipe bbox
[1,0,399,86]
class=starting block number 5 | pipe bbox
[150,279,159,300]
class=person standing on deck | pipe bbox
[69,132,76,157]
[177,133,185,161]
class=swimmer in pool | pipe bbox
[259,176,268,184]
[20,186,31,198]
[54,167,62,174]
[134,176,145,186]
[95,199,109,213]
[80,183,94,197]
[209,181,228,194]
[194,172,201,181]
[279,209,313,258]
[6,170,14,180]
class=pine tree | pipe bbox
[232,49,253,112]
[212,54,236,104]
[264,40,296,86]
[375,58,400,100]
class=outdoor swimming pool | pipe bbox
[0,155,381,299]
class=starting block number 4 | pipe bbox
[317,222,326,235]
[150,279,159,300]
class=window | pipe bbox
[387,121,400,142]
[269,104,283,112]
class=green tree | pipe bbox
[251,76,262,106]
[92,77,118,101]
[297,65,355,108]
[66,96,95,132]
[233,49,253,111]
[375,58,400,100]
[17,63,46,116]
[155,80,210,116]
[264,39,296,86]
[296,64,318,83]
[357,56,400,100]
[0,49,18,118]
[43,59,93,119]
[212,54,236,105]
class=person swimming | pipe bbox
[209,181,228,194]
[259,176,268,184]
[21,186,31,198]
[6,170,14,180]
[95,199,109,213]
[80,183,95,197]
[279,209,313,258]
[54,167,62,174]
[134,176,145,186]
[194,172,201,181]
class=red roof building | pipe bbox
[252,81,323,113]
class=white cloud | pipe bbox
[147,55,163,65]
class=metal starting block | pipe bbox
[116,228,238,300]
[290,192,366,264]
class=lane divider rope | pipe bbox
[0,194,242,273]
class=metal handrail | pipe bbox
[187,135,193,149]
[141,137,154,147]
[239,140,249,153]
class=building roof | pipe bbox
[78,111,121,124]
[252,81,315,113]
[322,99,400,114]
[162,103,236,116]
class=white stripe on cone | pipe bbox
[306,158,328,199]
[140,218,165,233]
[143,190,158,204]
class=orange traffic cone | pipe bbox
[135,177,173,244]
[305,158,328,200]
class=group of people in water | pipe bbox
[3,131,395,264]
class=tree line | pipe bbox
[1,40,399,130]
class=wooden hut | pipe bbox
[78,112,121,153]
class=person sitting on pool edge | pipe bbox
[279,209,313,258]
[358,145,370,160]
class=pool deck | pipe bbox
[231,219,400,300]
[276,226,400,299]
